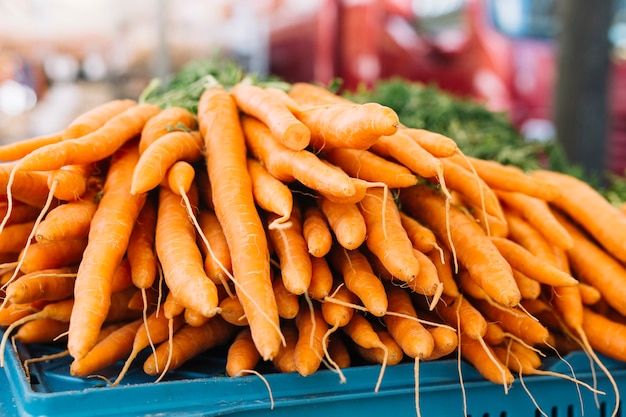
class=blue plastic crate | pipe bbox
[2,335,624,417]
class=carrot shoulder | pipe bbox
[198,86,281,361]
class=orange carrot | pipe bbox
[323,148,419,188]
[15,104,161,173]
[406,248,442,297]
[155,186,219,318]
[131,130,203,195]
[496,190,574,250]
[326,332,352,369]
[291,102,399,151]
[267,205,312,295]
[370,131,443,180]
[143,317,237,376]
[273,273,300,319]
[399,212,439,254]
[0,220,37,254]
[248,157,293,229]
[127,194,158,290]
[0,131,63,161]
[138,106,197,154]
[226,327,261,376]
[47,164,94,202]
[13,317,69,344]
[511,269,542,300]
[401,127,459,158]
[302,205,333,258]
[554,210,626,316]
[318,196,366,250]
[197,209,232,286]
[34,188,99,242]
[17,238,87,274]
[489,237,578,287]
[308,255,334,300]
[322,279,359,328]
[534,169,626,261]
[231,83,311,151]
[424,325,458,360]
[0,300,48,327]
[241,115,356,200]
[67,142,147,360]
[449,154,561,201]
[328,245,387,317]
[198,87,281,361]
[359,187,420,282]
[69,318,143,377]
[384,285,434,359]
[0,165,52,208]
[434,294,487,340]
[4,266,77,304]
[273,323,298,373]
[426,245,460,297]
[401,185,520,307]
[355,325,404,366]
[0,201,41,226]
[503,208,559,264]
[460,333,514,385]
[293,301,328,376]
[219,295,249,327]
[581,307,626,361]
[62,99,138,140]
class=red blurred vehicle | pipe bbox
[268,0,626,174]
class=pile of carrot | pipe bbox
[1,74,626,415]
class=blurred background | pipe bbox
[0,0,625,177]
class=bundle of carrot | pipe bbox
[1,61,626,416]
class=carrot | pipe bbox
[241,115,356,200]
[288,82,348,106]
[326,332,352,369]
[464,200,510,238]
[489,237,578,287]
[293,301,328,376]
[308,255,334,300]
[582,307,626,361]
[328,245,387,317]
[401,127,459,158]
[399,212,440,254]
[483,322,506,346]
[266,206,312,296]
[426,245,460,297]
[0,131,63,161]
[0,220,37,254]
[69,318,143,377]
[0,300,48,327]
[318,196,366,250]
[273,273,300,319]
[424,325,458,360]
[291,102,399,151]
[370,131,443,180]
[459,333,514,385]
[131,130,203,195]
[127,194,158,290]
[449,154,561,201]
[384,284,434,359]
[14,104,161,173]
[473,299,550,346]
[355,325,404,366]
[272,323,298,373]
[434,294,487,341]
[247,158,293,229]
[226,327,261,377]
[4,266,77,304]
[231,83,311,151]
[62,99,138,140]
[13,317,70,344]
[47,164,94,202]
[110,257,133,293]
[199,88,281,361]
[302,205,333,258]
[496,190,574,250]
[323,148,418,188]
[534,169,626,261]
[406,248,442,297]
[17,238,87,274]
[0,201,41,226]
[197,209,232,286]
[503,208,559,264]
[553,210,626,316]
[321,280,358,328]
[34,189,99,243]
[218,295,249,327]
[143,317,237,376]
[359,187,420,282]
[578,282,602,306]
[511,269,542,300]
[155,186,219,318]
[0,165,52,208]
[401,185,521,307]
[138,106,197,154]
[67,142,147,360]
[439,156,504,222]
